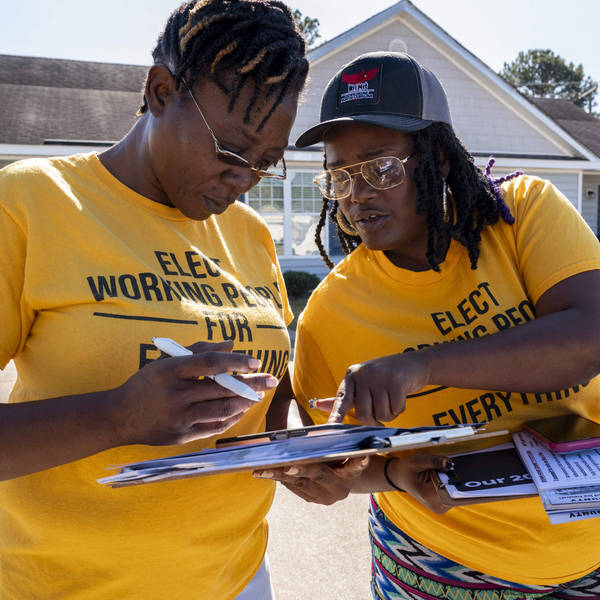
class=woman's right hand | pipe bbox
[107,340,277,446]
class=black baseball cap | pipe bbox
[295,51,452,148]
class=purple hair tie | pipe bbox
[484,157,521,225]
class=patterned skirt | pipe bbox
[369,495,600,600]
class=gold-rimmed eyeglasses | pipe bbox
[182,77,286,180]
[314,152,415,201]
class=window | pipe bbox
[291,172,322,256]
[244,169,343,259]
[247,178,284,255]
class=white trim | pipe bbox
[285,154,600,173]
[475,157,600,172]
[285,150,321,162]
[283,176,292,256]
[0,143,109,158]
[308,1,407,64]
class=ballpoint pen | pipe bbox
[152,337,261,402]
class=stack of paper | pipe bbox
[512,431,600,524]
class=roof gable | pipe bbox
[296,1,598,161]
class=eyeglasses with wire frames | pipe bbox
[182,77,286,180]
[313,152,416,201]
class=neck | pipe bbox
[98,116,171,206]
[383,231,450,271]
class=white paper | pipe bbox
[512,431,600,490]
[546,508,600,525]
[540,485,600,511]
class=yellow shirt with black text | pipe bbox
[0,153,292,599]
[294,175,600,585]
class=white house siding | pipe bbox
[486,167,578,207]
[482,166,600,233]
[292,19,568,159]
[583,174,600,233]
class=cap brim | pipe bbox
[295,114,433,148]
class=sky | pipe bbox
[1,0,599,88]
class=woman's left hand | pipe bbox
[253,456,370,505]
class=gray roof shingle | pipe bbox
[528,97,600,157]
[0,54,148,145]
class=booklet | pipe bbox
[435,443,538,506]
[98,423,503,488]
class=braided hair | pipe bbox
[315,122,520,271]
[138,0,309,131]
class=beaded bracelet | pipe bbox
[383,457,405,492]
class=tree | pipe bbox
[293,8,321,49]
[500,49,597,112]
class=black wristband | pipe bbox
[383,457,405,492]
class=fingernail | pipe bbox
[360,456,369,466]
[249,358,261,369]
[308,398,318,409]
[254,470,273,478]
[257,391,265,399]
[284,466,299,475]
[266,376,278,388]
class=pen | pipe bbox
[152,337,261,402]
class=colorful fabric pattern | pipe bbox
[369,496,600,600]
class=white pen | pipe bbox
[152,337,261,402]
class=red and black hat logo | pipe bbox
[338,64,382,106]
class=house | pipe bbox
[2,0,599,277]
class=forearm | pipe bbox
[422,306,600,393]
[351,455,399,494]
[0,390,120,480]
[265,368,294,430]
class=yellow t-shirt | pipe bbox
[294,175,600,585]
[0,153,292,599]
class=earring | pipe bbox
[336,210,360,237]
[442,180,449,224]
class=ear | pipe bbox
[439,146,450,179]
[144,65,178,117]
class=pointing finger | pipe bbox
[308,397,336,412]
[329,375,355,423]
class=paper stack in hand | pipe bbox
[512,431,600,524]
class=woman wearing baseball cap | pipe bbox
[255,52,600,598]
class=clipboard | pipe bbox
[98,423,506,488]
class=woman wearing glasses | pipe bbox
[255,52,600,598]
[0,1,308,598]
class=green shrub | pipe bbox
[283,270,320,298]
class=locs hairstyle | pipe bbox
[138,0,309,131]
[315,122,518,271]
